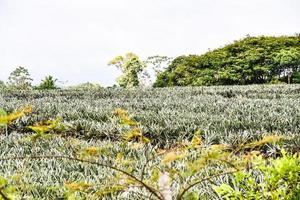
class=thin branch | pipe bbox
[0,188,10,200]
[212,158,239,170]
[176,170,239,200]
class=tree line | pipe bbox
[1,35,300,90]
[0,66,59,90]
[154,35,300,87]
[0,66,103,90]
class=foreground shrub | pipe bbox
[215,151,300,200]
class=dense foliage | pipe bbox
[155,35,300,87]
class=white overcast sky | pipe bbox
[0,0,299,86]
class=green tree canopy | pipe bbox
[108,53,146,88]
[154,35,300,87]
[7,66,33,90]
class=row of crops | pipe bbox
[2,132,299,200]
[1,84,300,147]
[0,84,300,199]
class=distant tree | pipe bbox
[154,55,202,87]
[143,55,173,86]
[108,53,146,88]
[36,75,59,90]
[273,47,300,83]
[145,55,173,77]
[7,66,33,90]
[67,82,102,90]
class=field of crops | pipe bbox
[0,84,300,199]
[1,84,300,146]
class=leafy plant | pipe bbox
[214,150,300,200]
[27,117,67,141]
[0,177,19,200]
[114,108,150,143]
[36,75,59,90]
[0,106,33,135]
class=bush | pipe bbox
[36,75,59,90]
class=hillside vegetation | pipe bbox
[155,35,300,87]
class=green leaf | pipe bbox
[183,191,199,200]
[0,177,8,188]
[0,108,8,126]
[0,109,7,117]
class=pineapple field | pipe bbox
[0,84,300,199]
[1,84,300,146]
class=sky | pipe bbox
[0,0,299,86]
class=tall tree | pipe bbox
[108,53,146,88]
[7,66,33,90]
